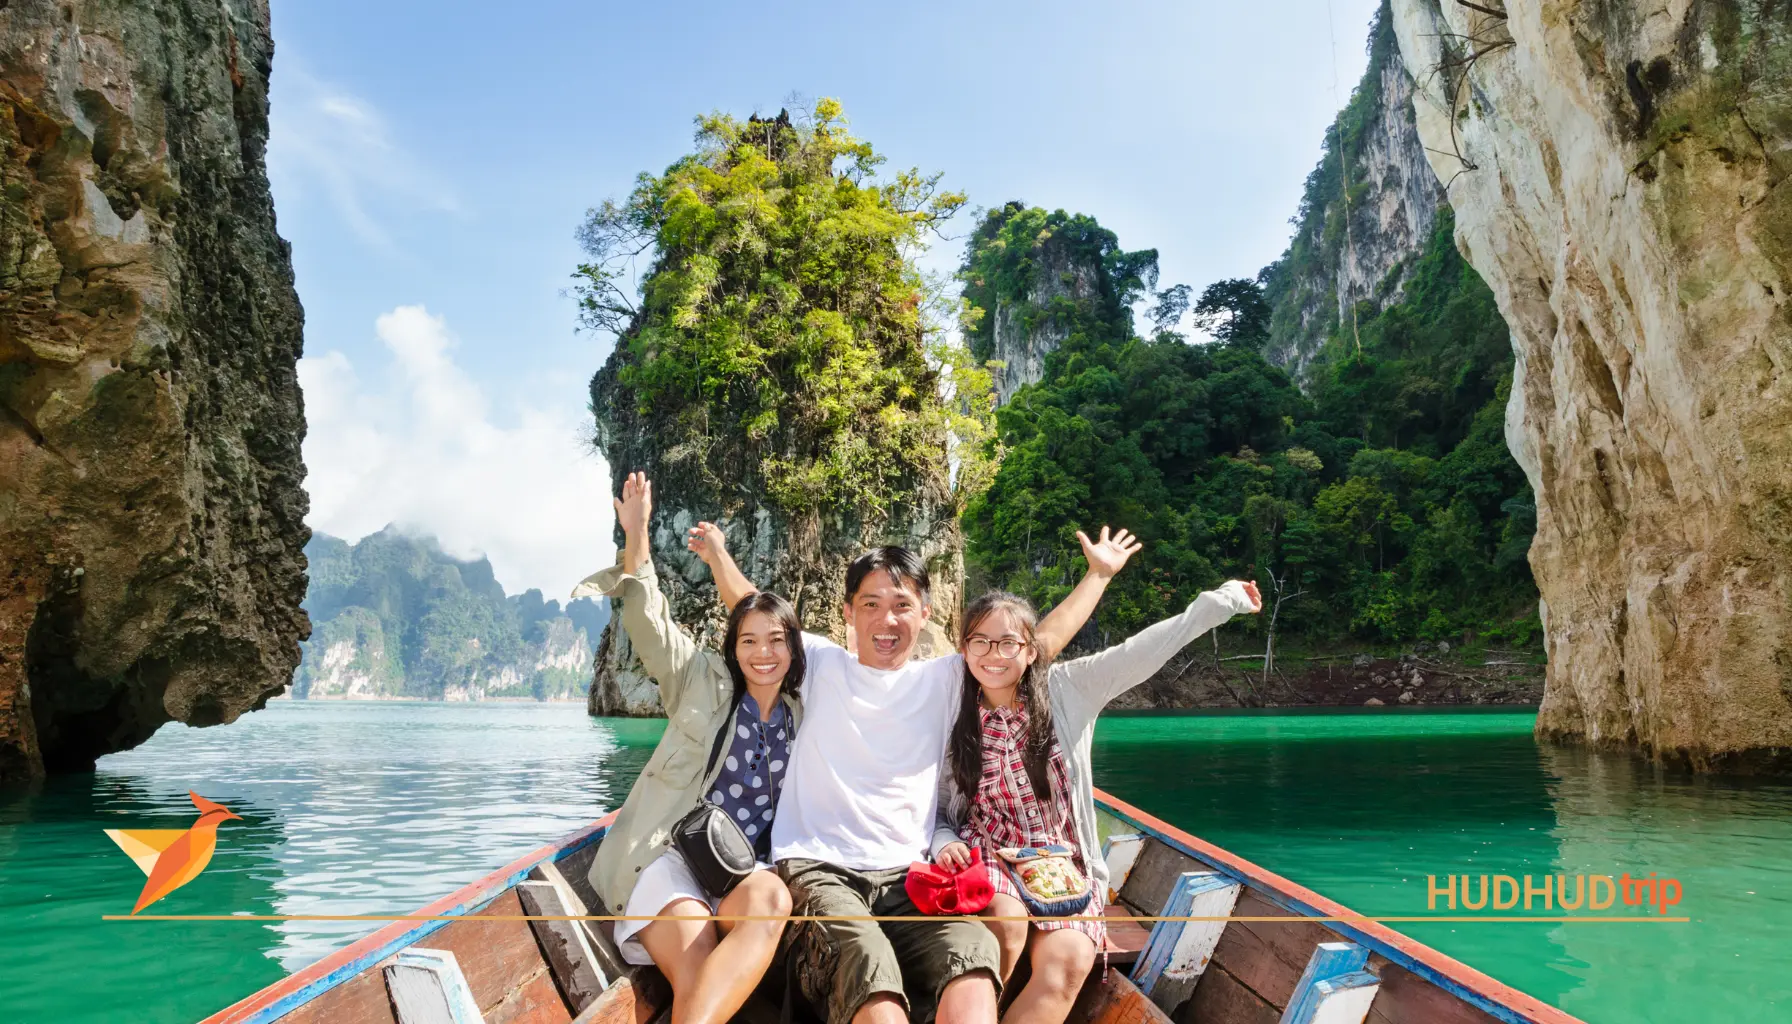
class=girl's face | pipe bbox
[734,610,792,688]
[963,606,1037,692]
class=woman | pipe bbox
[932,562,1260,1024]
[572,471,802,1024]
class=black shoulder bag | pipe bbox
[669,700,759,899]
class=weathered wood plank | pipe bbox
[529,860,628,988]
[384,950,485,1024]
[1103,903,1152,967]
[569,971,670,1024]
[276,963,399,1024]
[1281,943,1372,1024]
[483,969,573,1024]
[1131,872,1242,1014]
[421,890,556,1017]
[518,880,607,1012]
[1072,967,1175,1024]
[1119,840,1195,916]
[1304,971,1380,1024]
[1175,962,1279,1024]
[1102,834,1146,904]
[1364,958,1502,1024]
[1204,890,1344,1009]
[551,843,604,915]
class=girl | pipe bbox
[573,472,802,1024]
[932,566,1260,1024]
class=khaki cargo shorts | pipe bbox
[779,858,1001,1024]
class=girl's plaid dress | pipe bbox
[962,700,1107,946]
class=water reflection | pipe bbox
[0,702,661,1023]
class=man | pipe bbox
[687,525,1140,1024]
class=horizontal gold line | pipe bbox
[103,914,1692,923]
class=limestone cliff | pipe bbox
[960,203,1149,407]
[1262,3,1445,381]
[580,108,966,717]
[1390,0,1792,769]
[0,0,309,780]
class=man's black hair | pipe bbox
[844,546,931,605]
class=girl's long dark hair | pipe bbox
[721,591,806,705]
[948,591,1058,805]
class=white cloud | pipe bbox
[299,305,613,599]
[268,66,459,248]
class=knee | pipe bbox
[744,872,794,916]
[1033,941,1095,998]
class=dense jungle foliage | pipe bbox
[295,530,609,699]
[575,100,995,520]
[959,0,1535,648]
[960,204,1538,647]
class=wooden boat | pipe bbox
[201,789,1584,1024]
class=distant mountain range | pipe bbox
[291,528,609,701]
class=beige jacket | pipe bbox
[572,559,804,913]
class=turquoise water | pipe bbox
[1091,709,1792,1022]
[0,703,1787,1022]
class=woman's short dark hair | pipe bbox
[721,591,806,703]
[845,546,930,605]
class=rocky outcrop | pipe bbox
[587,362,961,717]
[1,0,310,780]
[983,242,1103,405]
[1390,0,1792,770]
[1263,4,1445,381]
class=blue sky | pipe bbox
[271,0,1383,599]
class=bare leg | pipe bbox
[640,872,793,1024]
[854,992,908,1024]
[637,898,719,1023]
[981,893,1029,984]
[1000,928,1095,1024]
[937,968,999,1024]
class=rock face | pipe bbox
[0,0,309,780]
[1263,5,1445,380]
[295,529,605,701]
[1390,0,1792,769]
[981,241,1103,404]
[587,360,961,716]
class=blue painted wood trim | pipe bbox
[239,823,611,1024]
[1129,871,1234,996]
[1316,970,1381,997]
[1093,798,1539,1024]
[1281,942,1370,1024]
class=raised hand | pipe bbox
[1241,580,1263,612]
[1077,526,1143,578]
[613,471,652,539]
[685,521,729,566]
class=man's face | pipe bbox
[844,570,930,670]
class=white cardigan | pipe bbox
[930,581,1257,895]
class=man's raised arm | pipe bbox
[1032,526,1143,662]
[687,521,757,611]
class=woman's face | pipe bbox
[734,609,792,688]
[963,606,1037,692]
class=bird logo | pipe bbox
[105,791,242,914]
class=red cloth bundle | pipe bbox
[905,848,995,915]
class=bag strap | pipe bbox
[704,694,743,783]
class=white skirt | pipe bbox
[614,848,775,965]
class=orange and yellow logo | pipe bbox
[104,790,241,914]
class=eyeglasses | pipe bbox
[965,636,1028,659]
